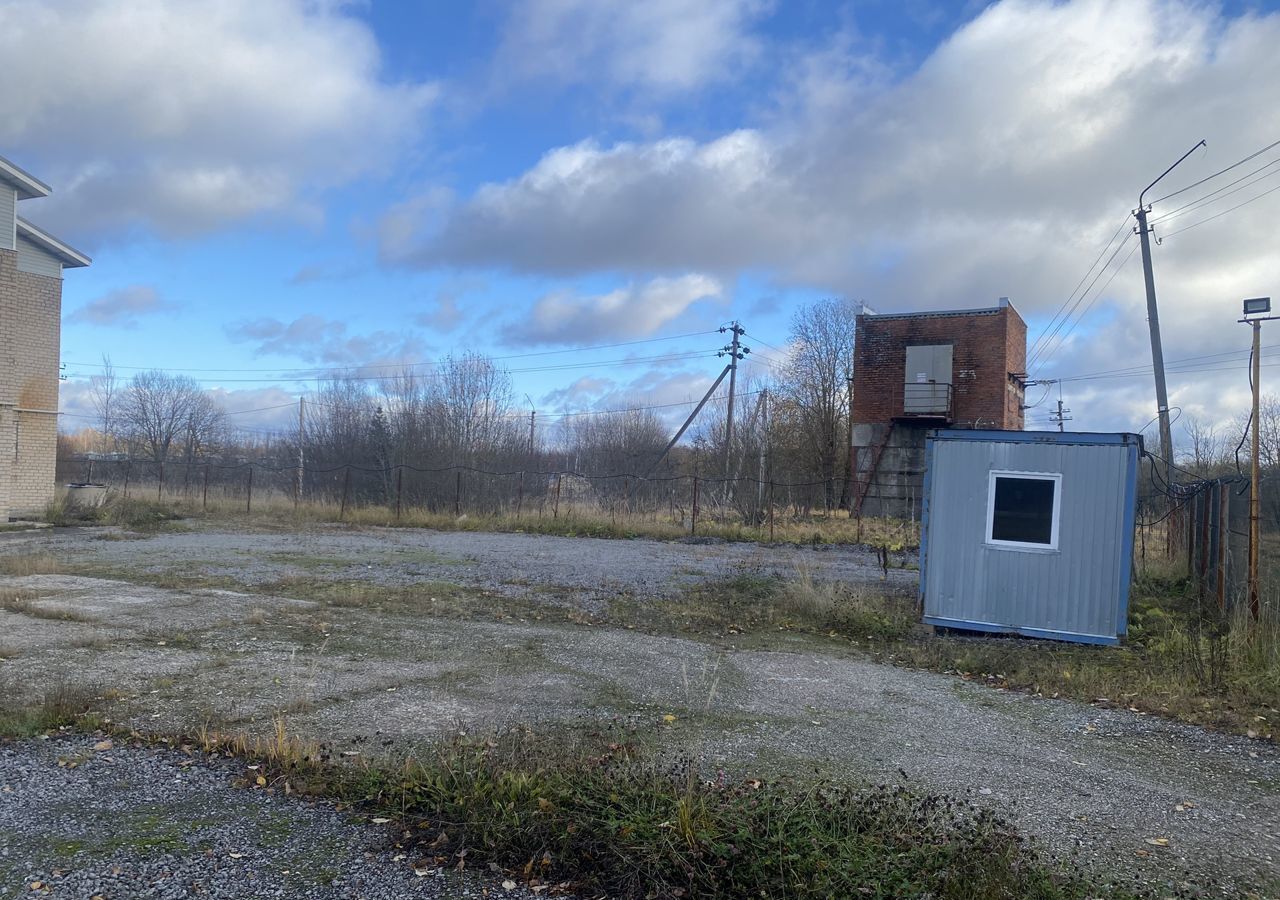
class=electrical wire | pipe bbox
[1149,155,1280,225]
[1151,138,1280,205]
[62,330,722,375]
[1160,181,1280,240]
[1029,237,1139,379]
[1027,214,1131,366]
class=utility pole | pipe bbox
[1050,384,1072,432]
[1135,139,1205,497]
[527,409,536,457]
[296,396,305,506]
[718,321,749,479]
[1240,297,1273,621]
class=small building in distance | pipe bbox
[850,299,1026,518]
[920,429,1141,645]
[0,155,91,520]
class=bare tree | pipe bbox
[88,354,118,452]
[773,298,859,510]
[118,371,224,463]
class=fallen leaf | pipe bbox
[372,817,391,824]
[1145,837,1169,847]
[662,714,677,724]
[503,880,517,890]
[92,740,113,752]
[255,775,267,787]
[229,852,244,859]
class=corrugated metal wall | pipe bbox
[16,233,62,278]
[0,187,15,251]
[922,433,1138,644]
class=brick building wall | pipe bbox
[850,301,1027,519]
[852,302,1026,428]
[0,247,62,517]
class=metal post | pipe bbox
[553,474,562,519]
[516,471,525,519]
[202,464,210,511]
[157,461,164,501]
[768,480,775,542]
[395,467,403,520]
[455,470,462,517]
[246,466,253,514]
[1250,319,1262,620]
[339,466,350,521]
[296,396,305,509]
[691,476,699,536]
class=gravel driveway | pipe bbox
[1,524,1277,897]
[0,735,540,900]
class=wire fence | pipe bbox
[56,453,922,537]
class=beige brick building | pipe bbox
[0,155,90,520]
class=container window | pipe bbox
[986,471,1061,550]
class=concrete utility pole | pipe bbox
[1135,139,1205,495]
[718,321,749,479]
[527,409,536,457]
[1050,384,1072,432]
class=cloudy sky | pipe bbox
[4,0,1279,442]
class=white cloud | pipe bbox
[391,0,1280,433]
[65,284,174,327]
[225,314,429,367]
[503,274,724,345]
[497,0,770,92]
[0,0,436,239]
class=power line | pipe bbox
[1028,234,1139,378]
[62,329,722,375]
[64,350,721,385]
[1149,154,1280,225]
[1160,180,1280,240]
[1027,213,1131,366]
[1151,137,1280,205]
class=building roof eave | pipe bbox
[16,217,91,268]
[0,155,53,200]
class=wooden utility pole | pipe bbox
[527,409,536,457]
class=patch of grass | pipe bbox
[0,680,105,739]
[885,570,1280,738]
[0,552,62,576]
[187,718,1134,900]
[45,492,183,531]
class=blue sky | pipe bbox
[4,0,1280,438]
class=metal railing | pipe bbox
[901,382,953,419]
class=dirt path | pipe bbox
[1,525,1277,897]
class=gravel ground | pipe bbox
[1,524,1278,897]
[0,735,543,900]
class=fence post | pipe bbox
[768,480,775,542]
[339,466,351,521]
[157,461,164,501]
[553,474,562,519]
[455,470,462,517]
[395,467,403,520]
[123,460,131,499]
[516,471,525,520]
[202,465,210,511]
[691,476,699,536]
[246,466,253,514]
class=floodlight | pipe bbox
[1244,297,1272,316]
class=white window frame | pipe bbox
[985,470,1062,551]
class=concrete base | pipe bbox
[851,422,928,520]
